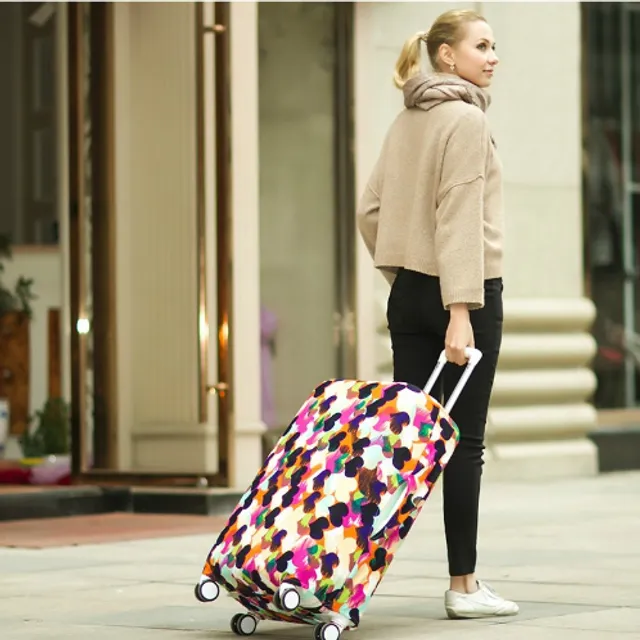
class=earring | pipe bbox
[450,64,456,72]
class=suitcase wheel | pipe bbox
[194,578,220,603]
[231,613,258,636]
[273,584,301,612]
[314,622,342,640]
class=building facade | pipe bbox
[1,2,638,488]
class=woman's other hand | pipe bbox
[445,304,474,365]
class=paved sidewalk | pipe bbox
[1,472,639,639]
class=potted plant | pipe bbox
[20,398,71,459]
[20,398,72,485]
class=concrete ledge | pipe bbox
[588,427,640,473]
[0,487,132,523]
[0,485,244,523]
[132,486,244,516]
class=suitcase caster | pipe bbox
[314,622,342,640]
[194,578,220,603]
[273,583,301,612]
[231,613,258,636]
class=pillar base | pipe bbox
[231,421,267,490]
[132,422,219,473]
[131,420,266,488]
[483,438,598,481]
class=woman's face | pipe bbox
[443,20,499,88]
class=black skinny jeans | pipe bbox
[387,268,503,577]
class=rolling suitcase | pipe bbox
[195,348,482,640]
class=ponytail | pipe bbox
[393,31,427,89]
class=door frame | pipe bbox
[333,2,357,379]
[68,2,233,487]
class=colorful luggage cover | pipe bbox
[195,348,482,640]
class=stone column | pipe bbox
[228,1,266,488]
[354,2,598,479]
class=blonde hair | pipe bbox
[393,9,487,89]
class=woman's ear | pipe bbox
[438,43,455,70]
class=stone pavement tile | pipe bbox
[368,593,607,625]
[488,565,640,588]
[477,549,640,573]
[0,572,136,598]
[0,513,224,549]
[384,559,640,589]
[0,623,214,640]
[382,550,640,587]
[24,561,201,585]
[3,618,632,640]
[0,594,138,624]
[0,552,109,574]
[415,624,640,639]
[375,576,640,608]
[493,580,640,609]
[71,595,614,638]
[523,607,640,633]
[0,535,215,569]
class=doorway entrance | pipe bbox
[68,2,234,486]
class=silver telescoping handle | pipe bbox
[422,347,483,413]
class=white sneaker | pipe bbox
[445,580,519,619]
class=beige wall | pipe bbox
[354,2,598,479]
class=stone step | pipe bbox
[0,486,131,523]
[0,485,244,523]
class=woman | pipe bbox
[356,9,519,619]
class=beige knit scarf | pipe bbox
[403,72,491,113]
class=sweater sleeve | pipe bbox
[356,156,383,260]
[356,170,396,287]
[356,183,380,260]
[435,111,490,310]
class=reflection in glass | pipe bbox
[80,4,95,464]
[585,3,626,408]
[631,9,640,184]
[258,3,339,430]
[585,3,640,408]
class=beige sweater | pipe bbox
[356,73,503,310]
